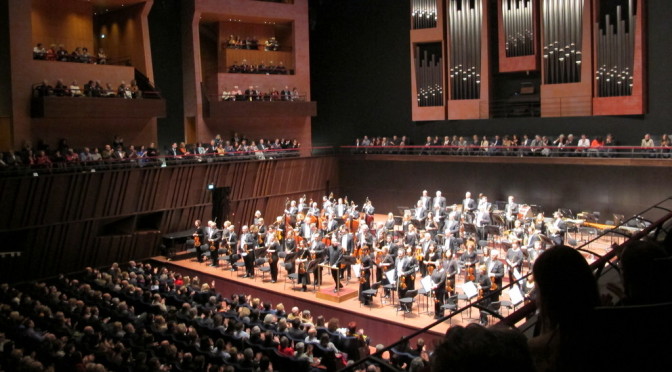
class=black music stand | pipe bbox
[462,223,477,239]
[484,225,502,242]
[306,260,320,292]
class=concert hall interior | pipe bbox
[1,0,672,371]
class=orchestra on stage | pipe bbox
[184,190,606,323]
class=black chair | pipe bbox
[360,281,381,309]
[441,294,459,323]
[397,289,418,318]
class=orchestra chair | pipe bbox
[283,263,300,290]
[360,281,382,310]
[232,261,246,277]
[483,301,502,324]
[382,283,397,306]
[254,258,271,282]
[441,294,459,324]
[397,289,419,318]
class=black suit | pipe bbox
[202,227,221,264]
[239,232,257,276]
[486,258,505,300]
[328,245,344,291]
[267,241,281,281]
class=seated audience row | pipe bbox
[354,132,672,158]
[33,43,107,64]
[228,60,289,74]
[226,35,280,51]
[33,79,142,99]
[221,86,301,101]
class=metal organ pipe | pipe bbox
[595,1,635,97]
[449,0,482,100]
[415,45,444,107]
[503,0,534,57]
[542,0,583,84]
[412,0,438,29]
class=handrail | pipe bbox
[0,146,336,178]
[341,144,672,158]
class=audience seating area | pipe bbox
[0,260,376,372]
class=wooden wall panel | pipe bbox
[0,156,338,282]
[31,0,94,52]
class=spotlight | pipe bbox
[207,183,215,191]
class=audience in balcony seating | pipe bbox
[222,85,301,101]
[33,78,145,99]
[34,42,109,64]
[354,132,672,157]
[228,59,289,74]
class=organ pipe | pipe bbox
[503,0,534,57]
[542,0,583,84]
[449,0,482,100]
[415,44,444,107]
[412,0,438,29]
[595,0,635,97]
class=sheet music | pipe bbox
[420,275,433,292]
[461,281,478,298]
[386,269,396,285]
[352,264,361,278]
[513,268,522,281]
[508,285,524,306]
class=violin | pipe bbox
[466,266,476,282]
[193,234,201,248]
[400,276,407,290]
[490,275,498,291]
[445,278,454,293]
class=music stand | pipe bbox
[307,260,320,292]
[484,225,502,241]
[462,223,477,239]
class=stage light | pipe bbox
[208,183,215,190]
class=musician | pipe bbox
[444,250,460,296]
[358,246,373,305]
[328,243,345,293]
[298,196,308,214]
[266,234,281,283]
[405,224,419,248]
[533,213,547,235]
[505,195,519,228]
[307,202,320,219]
[295,240,310,292]
[384,212,396,233]
[433,190,446,211]
[334,198,348,219]
[253,210,263,226]
[478,195,492,213]
[548,211,566,246]
[505,241,524,288]
[444,212,460,237]
[356,224,374,250]
[417,232,433,276]
[461,239,479,281]
[310,233,326,286]
[202,220,221,264]
[188,219,204,253]
[485,250,505,301]
[377,246,394,298]
[396,248,417,313]
[412,199,427,227]
[476,264,493,326]
[325,214,339,233]
[475,203,492,241]
[420,190,432,211]
[528,239,544,265]
[430,262,447,319]
[224,225,238,270]
[425,212,439,238]
[511,219,525,241]
[374,222,387,247]
[402,212,413,233]
[285,200,299,217]
[239,225,257,278]
[462,191,476,217]
[425,243,440,276]
[362,198,375,227]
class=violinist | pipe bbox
[358,246,373,305]
[203,220,221,265]
[266,233,281,283]
[404,224,419,248]
[430,262,447,319]
[284,228,297,255]
[444,250,460,297]
[362,197,375,228]
[310,233,326,286]
[396,248,417,313]
[325,214,339,234]
[442,230,459,257]
[461,239,479,281]
[295,240,310,292]
[417,232,434,276]
[486,250,504,301]
[402,212,413,233]
[425,242,440,275]
[189,219,205,259]
[443,212,460,238]
[476,264,493,326]
[376,245,394,296]
[425,211,439,238]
